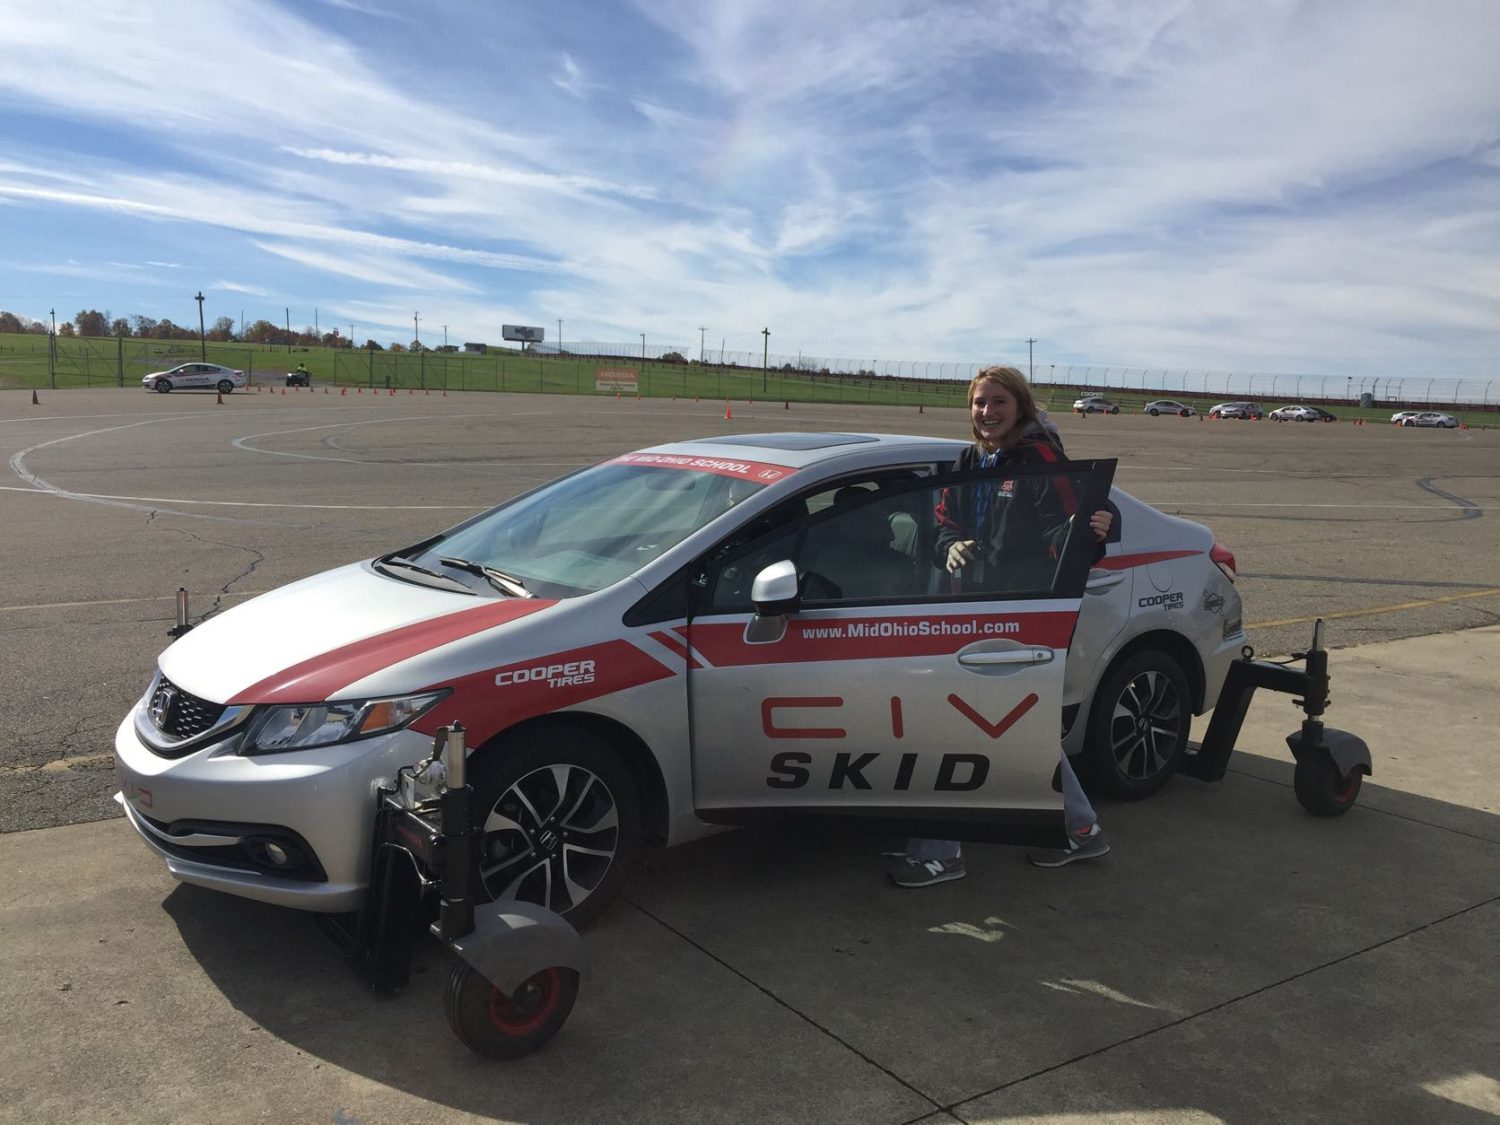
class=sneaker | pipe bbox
[1027,826,1110,868]
[888,855,966,887]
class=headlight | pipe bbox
[242,691,447,755]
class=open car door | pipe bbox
[683,457,1116,849]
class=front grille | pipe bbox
[149,674,226,741]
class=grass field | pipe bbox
[1,331,1492,428]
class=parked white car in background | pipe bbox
[1396,411,1460,428]
[1143,399,1196,417]
[142,363,246,394]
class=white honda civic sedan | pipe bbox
[114,433,1244,925]
[141,362,247,394]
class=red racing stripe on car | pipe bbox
[686,611,1077,667]
[1093,549,1201,571]
[229,599,556,704]
[412,639,676,743]
[649,629,701,669]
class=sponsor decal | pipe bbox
[609,452,796,482]
[412,640,674,743]
[685,611,1075,667]
[1138,592,1185,610]
[495,659,597,689]
[1202,589,1226,614]
[126,782,154,810]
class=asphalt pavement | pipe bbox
[2,388,1497,1123]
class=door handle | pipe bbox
[958,648,1053,667]
[1086,570,1127,593]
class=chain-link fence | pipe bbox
[3,333,1494,409]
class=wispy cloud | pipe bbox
[0,0,1493,377]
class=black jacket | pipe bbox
[932,428,1094,592]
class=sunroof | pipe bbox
[683,433,878,451]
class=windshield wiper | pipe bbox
[375,555,474,592]
[438,557,534,598]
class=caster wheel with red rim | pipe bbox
[445,960,579,1059]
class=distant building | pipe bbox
[464,342,488,354]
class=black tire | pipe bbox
[1148,408,1159,416]
[1109,407,1119,415]
[1179,410,1189,417]
[469,726,640,928]
[445,959,578,1060]
[155,379,172,393]
[1293,752,1362,817]
[216,379,234,395]
[1081,649,1191,799]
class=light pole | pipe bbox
[442,324,448,349]
[640,333,646,360]
[285,307,291,353]
[194,291,206,360]
[761,327,770,392]
[1026,337,1037,380]
[413,312,420,350]
[699,326,706,363]
[557,319,563,355]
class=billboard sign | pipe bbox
[502,324,545,343]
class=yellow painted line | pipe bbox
[1250,586,1500,629]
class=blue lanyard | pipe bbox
[974,450,1003,537]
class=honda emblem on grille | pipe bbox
[149,683,176,730]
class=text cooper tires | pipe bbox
[469,726,640,928]
[1081,649,1191,799]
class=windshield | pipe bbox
[404,460,776,598]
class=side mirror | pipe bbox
[750,560,800,616]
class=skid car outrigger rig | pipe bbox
[169,591,585,1060]
[1182,619,1372,815]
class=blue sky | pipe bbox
[1,0,1497,381]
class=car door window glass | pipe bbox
[700,464,1106,612]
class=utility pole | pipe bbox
[194,291,206,360]
[285,307,291,353]
[761,327,770,392]
[699,326,706,363]
[640,333,646,360]
[442,324,448,349]
[557,319,563,355]
[413,311,420,349]
[49,308,56,389]
[1026,337,1037,380]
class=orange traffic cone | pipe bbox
[281,387,286,396]
[408,388,414,395]
[918,403,924,414]
[356,387,363,394]
[340,387,346,396]
[32,389,40,405]
[724,401,732,420]
[442,389,447,397]
[216,391,223,404]
[784,401,789,409]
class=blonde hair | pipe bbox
[968,365,1043,451]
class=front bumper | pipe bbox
[113,710,436,913]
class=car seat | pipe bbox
[805,487,917,599]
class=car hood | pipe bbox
[158,562,557,705]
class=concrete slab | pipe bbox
[0,821,934,1125]
[955,901,1500,1122]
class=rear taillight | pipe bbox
[1211,542,1237,582]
